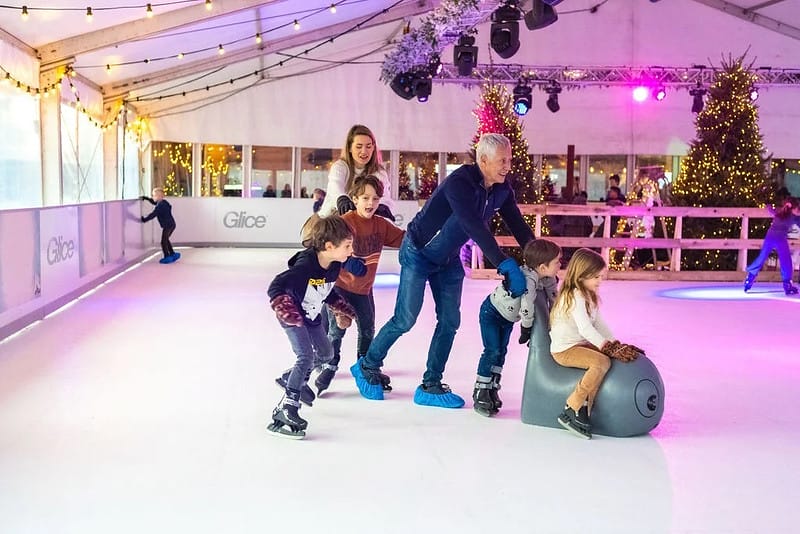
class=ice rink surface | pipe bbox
[1,247,798,534]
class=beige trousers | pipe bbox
[551,344,611,414]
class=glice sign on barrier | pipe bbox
[39,207,80,300]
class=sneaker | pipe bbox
[557,407,592,439]
[413,382,465,409]
[275,372,315,407]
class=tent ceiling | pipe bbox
[1,0,799,115]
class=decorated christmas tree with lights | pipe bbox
[671,56,774,270]
[471,83,540,205]
[470,83,541,262]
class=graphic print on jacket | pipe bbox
[301,277,335,321]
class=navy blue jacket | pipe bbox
[267,248,346,327]
[141,197,176,229]
[407,164,534,266]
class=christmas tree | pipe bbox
[470,83,541,264]
[471,83,540,204]
[671,55,774,270]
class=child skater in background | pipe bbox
[139,187,179,264]
[266,215,357,439]
[315,175,405,396]
[474,239,562,417]
[549,248,644,439]
[744,196,800,295]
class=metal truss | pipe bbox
[436,64,800,89]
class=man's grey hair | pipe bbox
[476,133,511,162]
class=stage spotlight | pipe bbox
[689,83,706,113]
[428,54,443,77]
[413,76,432,102]
[653,85,667,101]
[453,34,478,77]
[750,87,759,101]
[525,0,558,30]
[632,85,649,102]
[490,3,521,59]
[390,72,415,100]
[544,80,561,113]
[513,82,532,116]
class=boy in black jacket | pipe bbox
[139,188,179,264]
[267,215,357,439]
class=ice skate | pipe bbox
[314,363,337,396]
[557,406,592,439]
[275,370,315,407]
[472,377,498,417]
[267,396,307,440]
[743,273,756,292]
[783,281,798,295]
[490,367,503,410]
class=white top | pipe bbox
[549,291,615,354]
[317,160,393,217]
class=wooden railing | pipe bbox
[470,204,798,281]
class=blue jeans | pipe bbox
[328,287,375,365]
[747,233,793,282]
[477,296,513,377]
[363,235,464,385]
[281,322,332,392]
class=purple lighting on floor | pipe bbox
[632,86,649,102]
[657,285,800,301]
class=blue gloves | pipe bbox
[343,256,367,277]
[497,258,526,297]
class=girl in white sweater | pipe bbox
[317,124,395,221]
[549,248,642,439]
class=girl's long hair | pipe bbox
[340,124,384,192]
[550,248,607,322]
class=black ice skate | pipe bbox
[267,396,307,440]
[557,406,592,439]
[490,368,503,410]
[473,379,498,417]
[275,370,315,407]
[314,363,338,396]
[783,281,798,295]
[744,273,756,292]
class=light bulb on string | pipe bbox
[21,5,29,20]
[146,4,153,18]
[205,0,212,10]
[86,7,93,22]
[330,3,336,13]
[294,19,300,30]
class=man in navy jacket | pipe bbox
[351,133,535,407]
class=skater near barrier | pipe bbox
[744,196,800,295]
[549,248,644,439]
[266,215,357,439]
[315,175,405,397]
[473,239,561,417]
[317,124,395,222]
[351,133,535,408]
[139,188,179,264]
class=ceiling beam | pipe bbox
[0,27,37,57]
[689,0,800,40]
[38,0,288,67]
[102,0,436,101]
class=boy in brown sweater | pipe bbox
[315,175,405,395]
